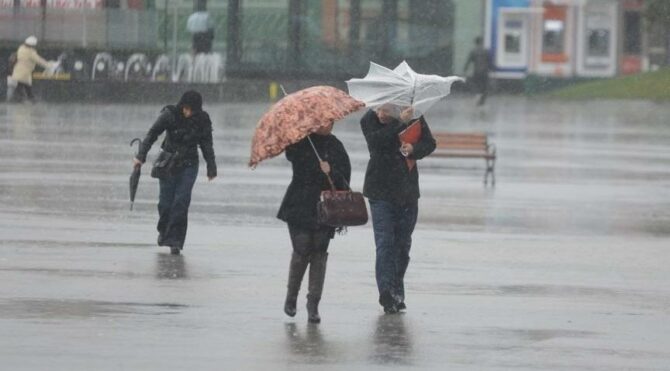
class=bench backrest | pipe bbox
[434,132,489,151]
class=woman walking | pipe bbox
[278,122,351,323]
[10,36,51,103]
[133,91,217,255]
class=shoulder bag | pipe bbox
[307,136,368,227]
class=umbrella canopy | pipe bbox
[346,61,464,118]
[129,138,142,211]
[249,85,364,167]
[186,11,213,33]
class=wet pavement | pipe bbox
[1,98,669,370]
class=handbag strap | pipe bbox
[307,135,348,192]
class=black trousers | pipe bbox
[12,82,34,102]
[471,73,488,105]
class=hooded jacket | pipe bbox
[136,105,217,178]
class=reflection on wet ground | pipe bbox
[371,315,413,366]
[155,253,189,280]
[1,98,669,369]
[0,298,187,319]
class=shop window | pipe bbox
[623,11,641,54]
[585,13,610,57]
[504,20,523,54]
[542,19,564,55]
[587,29,609,57]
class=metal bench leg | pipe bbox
[491,158,496,186]
[484,158,495,187]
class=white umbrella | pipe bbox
[346,61,464,118]
[187,12,213,34]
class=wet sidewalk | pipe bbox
[1,98,669,369]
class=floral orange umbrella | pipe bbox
[249,85,364,167]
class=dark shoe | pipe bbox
[169,246,181,255]
[284,252,309,317]
[383,304,399,314]
[397,302,406,311]
[307,297,321,323]
[379,291,398,314]
[306,251,328,323]
[284,297,297,317]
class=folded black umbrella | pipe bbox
[129,138,142,211]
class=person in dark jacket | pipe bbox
[464,36,491,106]
[133,90,217,255]
[360,104,436,313]
[278,122,351,324]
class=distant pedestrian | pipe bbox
[133,91,217,255]
[187,10,215,54]
[464,36,491,106]
[10,36,52,103]
[278,123,351,324]
[360,104,436,314]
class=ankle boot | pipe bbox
[306,251,328,323]
[284,252,309,317]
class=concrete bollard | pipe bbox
[269,81,279,101]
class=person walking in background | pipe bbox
[10,36,52,103]
[360,104,436,314]
[278,122,351,324]
[133,91,217,255]
[187,9,215,54]
[464,36,491,106]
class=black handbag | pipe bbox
[150,150,176,179]
[306,136,368,227]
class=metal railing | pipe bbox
[0,8,158,49]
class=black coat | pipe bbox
[136,105,217,178]
[277,134,351,230]
[360,109,436,205]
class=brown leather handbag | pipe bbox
[306,136,368,228]
[317,188,368,227]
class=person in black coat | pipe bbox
[133,90,217,255]
[464,36,491,106]
[278,122,351,324]
[360,104,436,313]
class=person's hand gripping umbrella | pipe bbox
[129,138,142,211]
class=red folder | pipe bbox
[398,119,422,170]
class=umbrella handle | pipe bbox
[130,138,142,156]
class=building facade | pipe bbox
[485,0,650,79]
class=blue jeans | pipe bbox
[369,199,418,304]
[157,165,198,249]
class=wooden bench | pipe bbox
[431,132,497,186]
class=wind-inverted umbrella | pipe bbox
[346,61,464,118]
[129,138,142,211]
[249,85,364,168]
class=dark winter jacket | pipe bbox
[277,134,351,231]
[136,105,217,178]
[360,109,436,205]
[465,46,490,77]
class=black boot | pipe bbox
[284,252,309,317]
[306,251,328,324]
